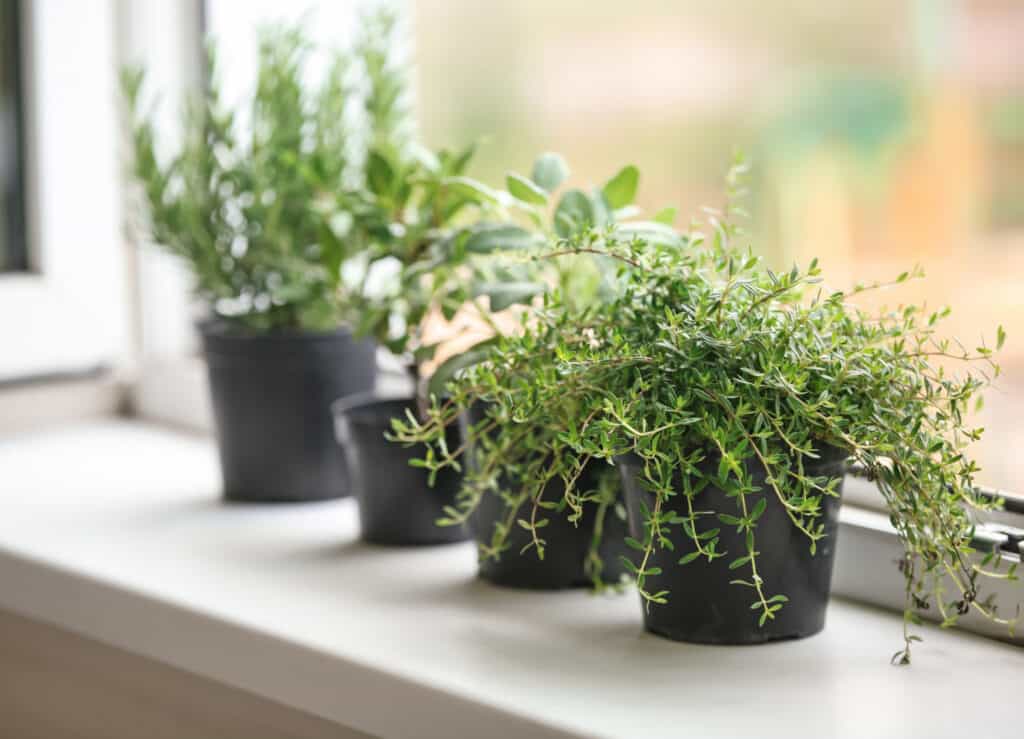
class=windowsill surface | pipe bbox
[0,420,1020,739]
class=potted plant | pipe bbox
[406,163,1020,655]
[328,137,515,544]
[122,20,391,503]
[390,157,682,586]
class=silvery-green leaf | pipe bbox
[464,224,542,254]
[615,220,683,247]
[473,280,545,311]
[554,189,594,238]
[443,176,501,205]
[531,152,569,192]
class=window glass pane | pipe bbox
[0,0,26,272]
[415,0,1024,496]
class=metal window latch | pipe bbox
[972,523,1024,558]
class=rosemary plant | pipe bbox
[398,163,1020,658]
[123,23,371,332]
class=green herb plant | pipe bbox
[399,160,1021,658]
[418,152,686,394]
[123,23,367,332]
[124,9,485,335]
[390,158,682,587]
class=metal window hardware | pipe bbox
[977,523,1024,558]
[845,462,1023,558]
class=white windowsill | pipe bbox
[0,420,1020,739]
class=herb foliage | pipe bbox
[397,160,1020,658]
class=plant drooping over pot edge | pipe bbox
[401,159,1021,655]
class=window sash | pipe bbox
[0,0,127,384]
[1,0,28,273]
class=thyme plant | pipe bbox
[398,167,1020,658]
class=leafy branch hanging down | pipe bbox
[397,159,1020,659]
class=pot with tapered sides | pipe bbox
[332,393,470,546]
[460,403,633,589]
[616,445,847,644]
[200,321,377,503]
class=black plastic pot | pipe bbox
[461,404,632,589]
[617,446,847,644]
[333,394,469,546]
[200,322,377,503]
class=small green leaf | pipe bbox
[601,164,639,209]
[614,221,682,248]
[653,206,677,226]
[554,189,594,238]
[426,338,499,398]
[464,224,542,254]
[728,555,751,570]
[531,152,569,192]
[506,172,548,205]
[678,551,701,565]
[366,149,395,196]
[443,176,502,205]
[618,555,640,575]
[473,281,545,311]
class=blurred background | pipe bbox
[2,0,1021,490]
[412,0,1024,492]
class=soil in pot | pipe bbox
[617,446,847,644]
[461,404,633,589]
[200,322,377,503]
[333,394,469,546]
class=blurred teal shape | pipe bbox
[764,74,912,164]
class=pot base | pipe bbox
[477,568,598,591]
[643,619,826,646]
[222,491,343,505]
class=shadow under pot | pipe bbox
[200,321,377,503]
[332,394,470,546]
[460,404,633,590]
[616,446,847,645]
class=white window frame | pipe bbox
[0,0,128,385]
[117,0,211,431]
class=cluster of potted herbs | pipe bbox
[124,13,1018,660]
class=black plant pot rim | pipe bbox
[198,318,366,344]
[332,391,418,428]
[200,320,373,363]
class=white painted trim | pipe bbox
[0,0,128,382]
